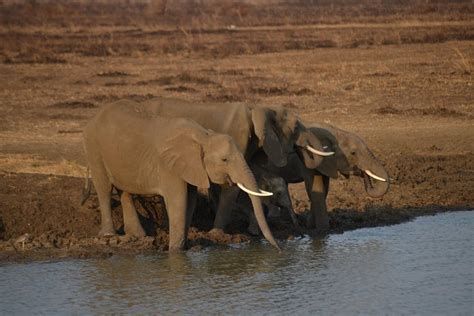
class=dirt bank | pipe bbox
[1,144,472,263]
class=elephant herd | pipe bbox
[81,97,389,251]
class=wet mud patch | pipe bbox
[137,73,219,87]
[88,94,155,104]
[365,71,396,77]
[96,71,133,77]
[47,113,88,121]
[205,91,245,102]
[72,80,91,85]
[57,130,82,134]
[21,75,55,82]
[89,94,122,103]
[165,86,198,93]
[373,105,471,118]
[250,86,314,96]
[78,42,152,57]
[3,52,66,64]
[1,164,472,263]
[125,93,156,102]
[104,81,128,87]
[50,101,97,109]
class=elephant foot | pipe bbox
[305,214,316,229]
[99,227,117,237]
[124,225,146,238]
[306,212,329,232]
[315,216,330,233]
[168,239,187,252]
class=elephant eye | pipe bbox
[221,158,228,163]
[351,151,356,155]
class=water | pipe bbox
[1,211,473,315]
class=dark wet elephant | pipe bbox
[250,123,390,232]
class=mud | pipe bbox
[1,146,472,263]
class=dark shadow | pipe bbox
[327,204,472,234]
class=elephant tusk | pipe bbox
[259,189,273,195]
[364,170,387,182]
[237,183,273,197]
[305,145,335,157]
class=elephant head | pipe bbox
[309,124,389,198]
[307,126,351,179]
[251,106,333,169]
[159,127,280,249]
[237,168,294,236]
[260,175,293,220]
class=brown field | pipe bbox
[0,1,473,262]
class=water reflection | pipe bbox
[0,211,472,315]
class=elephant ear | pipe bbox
[158,132,210,188]
[316,156,339,179]
[294,122,320,169]
[251,107,286,167]
[308,127,339,179]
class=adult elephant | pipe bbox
[82,100,280,251]
[250,123,390,232]
[135,97,334,233]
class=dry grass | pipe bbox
[1,1,473,28]
[1,1,473,63]
[452,47,472,74]
[373,105,470,118]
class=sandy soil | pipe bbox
[0,1,473,263]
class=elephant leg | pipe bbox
[305,174,330,232]
[185,184,197,233]
[90,163,115,236]
[210,186,240,235]
[121,192,146,237]
[323,176,330,199]
[208,183,221,216]
[162,180,189,252]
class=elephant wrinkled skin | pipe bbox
[82,100,280,251]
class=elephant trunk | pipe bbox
[362,163,389,198]
[233,163,281,251]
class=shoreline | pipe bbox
[1,206,471,265]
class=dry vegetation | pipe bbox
[0,0,473,260]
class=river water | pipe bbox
[1,211,472,315]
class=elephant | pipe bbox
[221,163,296,236]
[304,123,389,230]
[128,96,334,233]
[81,100,280,251]
[249,122,390,232]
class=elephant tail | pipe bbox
[80,167,91,205]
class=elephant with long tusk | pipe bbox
[124,96,334,236]
[249,122,390,232]
[81,100,280,251]
[208,162,297,236]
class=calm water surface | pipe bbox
[1,211,473,315]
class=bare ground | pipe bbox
[0,2,473,263]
